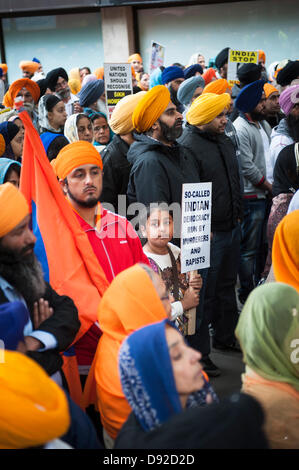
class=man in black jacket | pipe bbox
[179,92,242,374]
[100,91,146,214]
[0,183,80,380]
[127,84,200,241]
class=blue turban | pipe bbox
[162,66,185,85]
[40,132,64,154]
[119,319,218,432]
[78,80,105,107]
[32,57,41,64]
[0,301,29,350]
[149,68,163,89]
[184,64,203,79]
[177,76,205,105]
[235,80,265,113]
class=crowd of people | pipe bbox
[0,46,298,450]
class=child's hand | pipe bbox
[181,288,199,310]
[189,273,202,291]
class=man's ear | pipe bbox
[59,178,68,195]
[151,120,160,132]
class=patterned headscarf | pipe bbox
[119,319,218,432]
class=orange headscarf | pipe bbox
[0,134,5,157]
[264,83,278,99]
[52,141,103,180]
[132,85,170,133]
[128,53,142,64]
[84,264,167,439]
[94,67,104,80]
[0,351,70,449]
[19,60,39,74]
[272,210,299,291]
[3,78,40,107]
[202,67,217,85]
[203,78,231,95]
[0,183,29,238]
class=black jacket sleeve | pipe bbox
[36,282,80,352]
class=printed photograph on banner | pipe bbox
[104,63,133,120]
[227,49,258,87]
[150,41,165,73]
[180,182,212,273]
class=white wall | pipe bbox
[138,0,299,71]
[3,13,104,83]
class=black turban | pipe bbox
[36,78,49,99]
[237,63,262,85]
[46,67,68,91]
[215,47,230,70]
[277,60,299,86]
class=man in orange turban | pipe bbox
[3,78,40,127]
[53,141,149,379]
[128,53,143,73]
[0,182,80,379]
[179,92,243,375]
[263,83,282,129]
[19,60,39,79]
[127,85,200,224]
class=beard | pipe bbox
[158,118,183,143]
[67,186,99,208]
[0,243,46,314]
[250,109,266,121]
[56,86,71,101]
[23,102,35,114]
[287,114,299,141]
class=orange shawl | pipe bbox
[82,264,167,439]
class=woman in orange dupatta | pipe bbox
[235,283,299,449]
[82,264,170,444]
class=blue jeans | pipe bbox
[238,198,267,302]
[203,225,241,349]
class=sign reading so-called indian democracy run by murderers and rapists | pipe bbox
[180,182,212,274]
[104,63,133,120]
[227,49,259,87]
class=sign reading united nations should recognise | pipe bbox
[180,182,212,273]
[227,49,258,87]
[104,63,133,120]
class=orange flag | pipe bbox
[19,111,109,403]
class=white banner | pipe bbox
[180,182,212,273]
[104,63,133,120]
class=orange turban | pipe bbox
[0,64,8,74]
[0,134,5,157]
[19,60,39,74]
[109,91,147,135]
[3,78,40,107]
[68,67,80,81]
[264,83,278,99]
[203,78,231,95]
[128,53,142,64]
[272,210,299,291]
[202,67,217,85]
[0,183,29,238]
[68,78,81,95]
[52,141,103,180]
[186,92,231,126]
[0,351,70,449]
[258,50,266,63]
[132,85,170,133]
[94,67,104,80]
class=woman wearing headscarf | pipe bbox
[86,110,113,153]
[0,158,21,187]
[0,121,23,161]
[235,283,299,449]
[82,264,171,447]
[262,143,299,279]
[115,319,268,449]
[38,94,67,135]
[64,113,93,144]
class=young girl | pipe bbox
[140,203,202,335]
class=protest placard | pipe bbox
[104,63,133,120]
[227,49,258,87]
[150,41,165,73]
[180,182,212,273]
